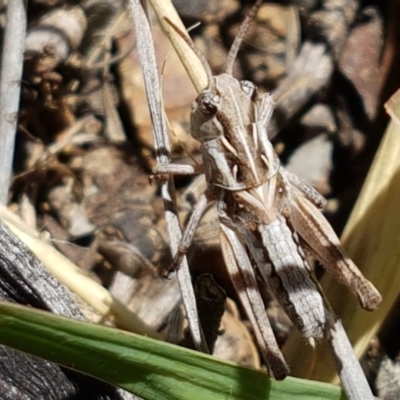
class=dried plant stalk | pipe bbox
[0,0,27,204]
[128,0,207,352]
[283,89,400,382]
[149,0,207,93]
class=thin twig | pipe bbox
[128,0,207,353]
[0,0,28,204]
[328,319,375,400]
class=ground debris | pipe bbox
[2,0,400,396]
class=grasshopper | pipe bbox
[155,0,381,380]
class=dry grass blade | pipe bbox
[128,0,207,352]
[0,204,161,340]
[149,0,208,93]
[283,89,400,383]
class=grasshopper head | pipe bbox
[190,74,258,143]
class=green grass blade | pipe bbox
[0,302,344,400]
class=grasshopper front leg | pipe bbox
[152,163,203,176]
[151,163,208,277]
[164,193,209,277]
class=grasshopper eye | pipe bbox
[240,80,257,100]
[196,92,221,116]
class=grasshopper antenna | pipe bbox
[225,0,263,75]
[164,17,214,90]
